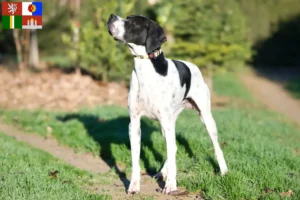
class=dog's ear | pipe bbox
[145,21,167,54]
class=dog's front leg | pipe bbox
[161,118,177,194]
[127,114,141,194]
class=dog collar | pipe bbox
[134,49,162,59]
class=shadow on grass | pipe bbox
[57,113,218,191]
[57,114,165,190]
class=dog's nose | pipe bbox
[109,14,117,21]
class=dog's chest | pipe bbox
[132,60,184,119]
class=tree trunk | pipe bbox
[12,29,24,70]
[58,0,68,7]
[29,30,39,68]
[23,30,30,69]
[73,0,81,76]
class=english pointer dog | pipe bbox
[107,14,228,195]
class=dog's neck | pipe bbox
[127,43,147,56]
[129,43,168,76]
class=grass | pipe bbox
[0,132,111,200]
[0,72,299,199]
[213,71,255,103]
[285,78,300,99]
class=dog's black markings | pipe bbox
[172,60,191,99]
[124,15,149,45]
[150,52,168,76]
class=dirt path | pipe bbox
[0,122,200,200]
[239,70,300,126]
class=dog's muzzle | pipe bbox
[107,14,118,36]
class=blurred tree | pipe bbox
[237,0,300,43]
[149,0,251,71]
[12,29,23,69]
[62,0,137,81]
[29,30,39,68]
[2,0,299,80]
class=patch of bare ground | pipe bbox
[239,69,300,126]
[0,67,128,111]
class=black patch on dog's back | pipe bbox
[172,60,191,99]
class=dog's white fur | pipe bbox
[109,16,228,195]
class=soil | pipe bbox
[0,66,128,111]
[239,69,300,126]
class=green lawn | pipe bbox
[0,72,299,199]
[213,71,255,103]
[0,132,111,200]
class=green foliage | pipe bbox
[38,7,71,56]
[237,0,300,42]
[62,0,135,81]
[2,0,300,79]
[150,0,252,70]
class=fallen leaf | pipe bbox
[155,188,162,193]
[280,190,293,197]
[264,188,275,194]
[220,142,228,148]
[48,170,59,178]
[62,180,73,184]
[170,190,189,196]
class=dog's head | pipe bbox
[107,14,167,54]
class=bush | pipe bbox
[62,0,136,81]
[237,0,300,43]
[149,0,252,70]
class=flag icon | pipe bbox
[22,16,42,29]
[1,2,43,29]
[22,2,43,16]
[2,15,22,29]
[2,2,22,15]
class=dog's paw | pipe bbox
[221,169,229,176]
[162,180,177,195]
[127,180,140,194]
[220,166,229,176]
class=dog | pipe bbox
[107,14,228,195]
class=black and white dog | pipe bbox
[107,14,228,195]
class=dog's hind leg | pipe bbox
[189,86,228,175]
